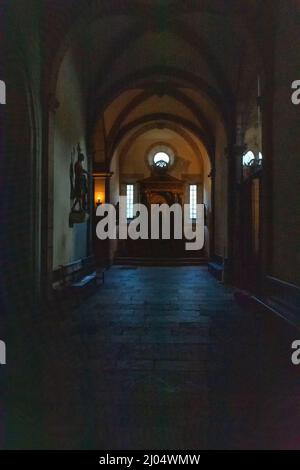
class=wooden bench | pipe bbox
[55,256,105,296]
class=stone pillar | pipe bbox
[225,143,246,284]
[41,94,59,299]
[92,171,114,267]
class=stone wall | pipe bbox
[271,0,300,286]
[52,48,89,269]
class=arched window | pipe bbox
[148,144,174,169]
[153,151,170,168]
[242,151,255,166]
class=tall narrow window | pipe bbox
[189,184,197,219]
[0,80,6,105]
[126,184,134,219]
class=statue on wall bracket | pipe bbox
[69,143,90,227]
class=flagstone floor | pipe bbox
[7,266,300,449]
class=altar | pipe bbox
[139,172,185,208]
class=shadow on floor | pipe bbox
[5,267,300,449]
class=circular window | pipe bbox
[147,144,175,169]
[153,151,170,168]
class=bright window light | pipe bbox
[153,152,170,165]
[189,184,197,219]
[126,184,134,219]
[242,151,255,166]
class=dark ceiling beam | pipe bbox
[168,19,234,103]
[46,0,263,104]
[85,0,253,21]
[89,16,233,108]
[89,66,230,135]
[105,87,215,153]
[117,121,208,170]
[108,112,215,165]
[89,21,146,94]
[158,88,215,144]
[105,89,152,146]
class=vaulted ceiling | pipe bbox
[45,0,265,164]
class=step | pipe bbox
[114,257,208,267]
